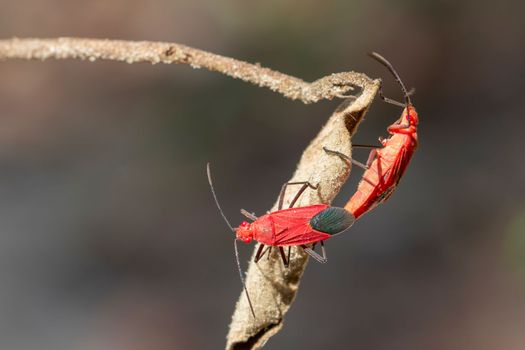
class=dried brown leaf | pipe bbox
[226,81,380,350]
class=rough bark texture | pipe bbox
[0,37,371,104]
[225,80,380,350]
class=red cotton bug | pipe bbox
[325,52,419,219]
[207,164,356,265]
[207,163,355,317]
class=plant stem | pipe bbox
[0,37,373,104]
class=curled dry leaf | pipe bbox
[226,80,380,350]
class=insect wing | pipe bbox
[270,205,331,245]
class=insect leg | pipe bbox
[366,149,378,168]
[376,152,385,187]
[352,159,370,171]
[352,144,383,149]
[254,244,265,263]
[255,244,274,263]
[301,244,327,264]
[320,241,327,261]
[323,147,370,171]
[288,183,314,209]
[279,247,290,267]
[377,80,405,108]
[278,181,318,210]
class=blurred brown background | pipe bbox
[1,0,524,349]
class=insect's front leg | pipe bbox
[278,181,318,210]
[254,244,271,263]
[377,79,405,108]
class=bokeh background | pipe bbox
[1,0,524,349]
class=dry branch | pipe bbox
[0,37,373,104]
[226,80,380,350]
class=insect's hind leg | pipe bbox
[309,241,327,260]
[278,181,318,210]
[320,241,327,261]
[301,243,327,264]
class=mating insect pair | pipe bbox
[208,52,419,317]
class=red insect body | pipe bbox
[345,105,418,218]
[236,204,332,246]
[207,170,351,318]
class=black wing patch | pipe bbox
[310,207,355,235]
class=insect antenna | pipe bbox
[368,52,411,106]
[234,238,256,319]
[207,162,235,233]
[206,163,256,318]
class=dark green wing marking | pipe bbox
[310,207,355,235]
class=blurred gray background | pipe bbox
[1,0,524,349]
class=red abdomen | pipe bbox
[345,134,415,218]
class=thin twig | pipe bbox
[0,37,373,104]
[226,80,380,350]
